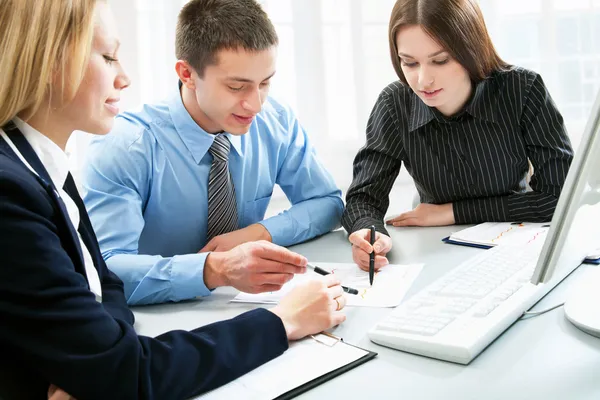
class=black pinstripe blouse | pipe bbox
[342,67,574,236]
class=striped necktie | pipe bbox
[207,134,238,241]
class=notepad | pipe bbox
[196,334,376,400]
[585,247,600,263]
[446,222,550,247]
[232,262,423,308]
[444,222,600,263]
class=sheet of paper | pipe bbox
[450,222,549,246]
[231,262,423,308]
[195,335,369,400]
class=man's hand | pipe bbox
[48,385,75,400]
[348,229,392,272]
[200,224,272,253]
[203,240,307,293]
[386,203,455,227]
[271,274,347,340]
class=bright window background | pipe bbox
[70,0,600,203]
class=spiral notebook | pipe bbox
[196,333,377,400]
[443,222,600,264]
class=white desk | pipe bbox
[133,226,600,400]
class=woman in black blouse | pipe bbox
[343,0,574,271]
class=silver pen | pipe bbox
[306,263,359,295]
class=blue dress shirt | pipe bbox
[82,87,343,305]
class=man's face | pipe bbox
[189,46,277,135]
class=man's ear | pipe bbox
[175,60,197,89]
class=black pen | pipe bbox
[369,225,376,286]
[306,263,359,295]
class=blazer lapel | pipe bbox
[1,124,87,276]
[63,173,106,279]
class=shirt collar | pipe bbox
[12,117,69,190]
[168,82,243,164]
[409,93,436,131]
[464,77,499,124]
[408,77,498,131]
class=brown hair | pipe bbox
[388,0,510,85]
[175,0,278,78]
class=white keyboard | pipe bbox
[368,244,548,364]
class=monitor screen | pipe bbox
[531,93,600,285]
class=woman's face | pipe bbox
[396,24,472,116]
[59,1,130,135]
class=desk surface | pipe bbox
[132,226,600,400]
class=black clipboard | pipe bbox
[273,337,377,400]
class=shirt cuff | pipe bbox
[170,252,212,300]
[351,217,389,237]
[259,216,294,246]
[453,196,509,224]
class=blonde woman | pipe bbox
[0,1,347,399]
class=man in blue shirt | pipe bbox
[82,0,343,305]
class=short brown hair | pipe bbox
[388,0,510,85]
[175,0,278,77]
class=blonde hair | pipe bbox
[0,0,97,127]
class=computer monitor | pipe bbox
[531,93,600,285]
[529,91,600,336]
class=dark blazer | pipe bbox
[0,125,288,399]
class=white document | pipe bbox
[449,222,550,247]
[232,262,423,308]
[195,334,370,400]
